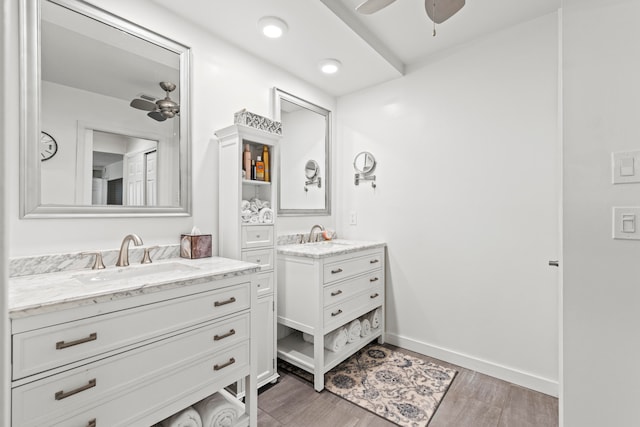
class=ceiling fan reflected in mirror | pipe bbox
[356,0,465,34]
[130,81,180,122]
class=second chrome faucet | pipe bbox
[116,234,144,267]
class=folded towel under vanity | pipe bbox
[161,406,202,427]
[369,308,381,329]
[324,327,348,352]
[360,318,372,337]
[302,332,314,344]
[194,392,239,427]
[347,319,361,343]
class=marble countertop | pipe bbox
[9,257,260,319]
[277,239,386,259]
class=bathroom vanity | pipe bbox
[9,257,260,427]
[276,240,386,391]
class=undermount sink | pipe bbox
[307,240,352,247]
[73,262,200,284]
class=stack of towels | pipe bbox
[240,198,274,224]
[300,308,382,353]
[159,392,240,427]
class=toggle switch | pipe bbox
[622,214,636,233]
[613,207,640,239]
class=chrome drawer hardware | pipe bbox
[369,277,379,282]
[87,419,96,427]
[56,332,97,350]
[256,259,261,263]
[370,293,380,299]
[213,329,236,341]
[549,260,559,267]
[213,357,236,371]
[331,309,343,317]
[331,268,343,274]
[330,290,342,296]
[55,379,96,400]
[370,259,379,264]
[214,297,236,307]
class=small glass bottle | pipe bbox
[255,155,265,181]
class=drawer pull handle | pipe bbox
[214,297,237,307]
[256,259,261,264]
[370,277,379,282]
[331,290,343,297]
[331,309,343,317]
[213,357,236,371]
[87,419,97,427]
[56,332,97,350]
[370,293,380,299]
[256,234,261,238]
[214,329,236,341]
[331,268,343,274]
[370,259,379,264]
[55,379,96,400]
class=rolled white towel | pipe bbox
[369,308,381,329]
[241,200,250,211]
[360,318,371,337]
[161,407,202,427]
[347,319,361,343]
[194,393,239,427]
[240,209,253,223]
[302,332,314,344]
[324,327,348,352]
[248,214,259,223]
[259,207,274,224]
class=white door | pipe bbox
[126,153,144,206]
[145,151,157,206]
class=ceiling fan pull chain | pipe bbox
[432,0,437,37]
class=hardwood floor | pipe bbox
[258,345,558,427]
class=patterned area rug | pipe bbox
[279,343,457,426]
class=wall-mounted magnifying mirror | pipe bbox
[354,151,377,188]
[304,159,321,192]
[20,0,191,217]
[273,88,331,216]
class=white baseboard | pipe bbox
[386,332,558,397]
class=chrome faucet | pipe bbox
[307,224,325,243]
[116,234,143,267]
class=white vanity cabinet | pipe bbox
[216,124,281,393]
[9,263,259,427]
[277,244,386,391]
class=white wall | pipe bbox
[337,13,560,395]
[563,0,640,425]
[5,0,336,257]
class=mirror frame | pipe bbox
[273,88,331,216]
[19,0,191,218]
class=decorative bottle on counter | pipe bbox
[262,145,270,182]
[243,144,251,180]
[256,155,265,181]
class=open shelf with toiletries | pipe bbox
[216,124,281,396]
[276,245,386,392]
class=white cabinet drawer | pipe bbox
[323,272,383,308]
[323,282,384,331]
[12,317,250,427]
[323,251,383,285]
[255,271,274,297]
[242,225,274,249]
[242,248,274,271]
[13,282,250,380]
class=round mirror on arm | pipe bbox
[304,159,321,191]
[353,151,377,188]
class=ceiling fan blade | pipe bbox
[425,0,465,24]
[147,111,167,122]
[356,0,397,15]
[130,98,157,111]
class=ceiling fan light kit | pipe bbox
[130,81,180,122]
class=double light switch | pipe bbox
[612,150,640,184]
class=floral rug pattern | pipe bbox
[279,344,457,427]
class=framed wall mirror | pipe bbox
[273,88,331,216]
[20,0,191,217]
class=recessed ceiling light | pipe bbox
[258,16,288,39]
[318,59,342,75]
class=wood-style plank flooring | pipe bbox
[258,345,558,427]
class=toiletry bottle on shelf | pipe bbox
[262,145,270,182]
[256,155,265,181]
[243,144,251,180]
[251,160,256,180]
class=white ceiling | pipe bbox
[153,0,560,97]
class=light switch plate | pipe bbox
[612,150,640,184]
[613,207,640,239]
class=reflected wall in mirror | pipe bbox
[273,88,331,216]
[20,0,191,217]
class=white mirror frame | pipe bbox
[19,0,191,218]
[273,88,331,216]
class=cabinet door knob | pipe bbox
[331,290,343,297]
[213,357,236,371]
[331,268,343,274]
[331,309,343,317]
[214,297,236,307]
[56,332,97,350]
[256,235,261,239]
[55,379,96,400]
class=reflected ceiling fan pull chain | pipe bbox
[432,0,437,37]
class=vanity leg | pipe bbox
[313,333,325,392]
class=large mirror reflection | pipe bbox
[20,0,190,217]
[273,88,331,216]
